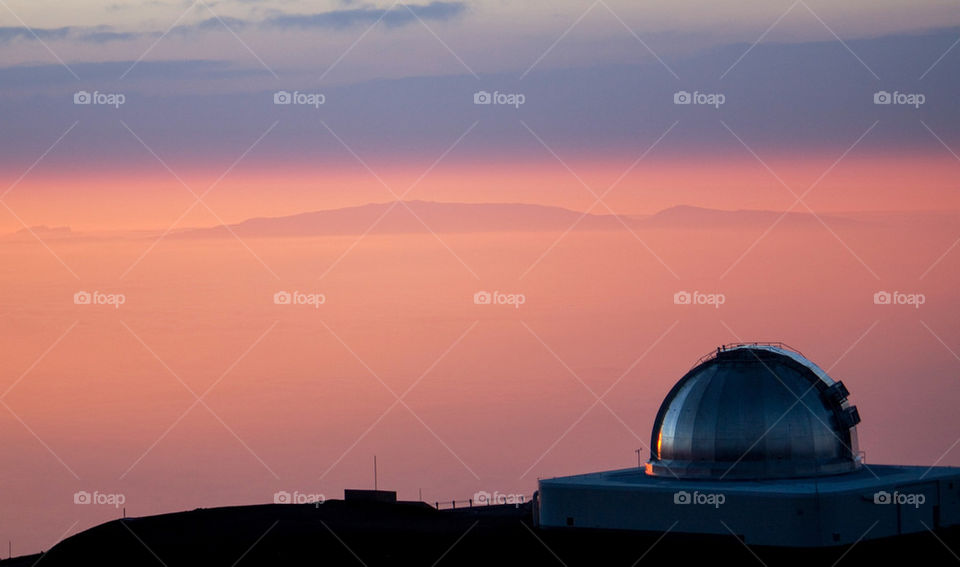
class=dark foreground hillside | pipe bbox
[3,499,959,566]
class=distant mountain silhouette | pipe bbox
[6,225,73,240]
[5,203,939,242]
[175,200,632,238]
[645,205,858,228]
[174,201,864,239]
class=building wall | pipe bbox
[538,483,821,546]
[538,473,960,547]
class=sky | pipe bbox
[2,0,960,559]
[1,1,959,229]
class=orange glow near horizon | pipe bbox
[1,153,958,233]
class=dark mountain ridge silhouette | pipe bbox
[3,498,959,566]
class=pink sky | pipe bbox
[2,0,960,559]
[2,152,958,232]
[2,221,959,554]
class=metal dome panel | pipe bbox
[646,344,862,480]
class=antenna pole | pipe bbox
[374,455,378,490]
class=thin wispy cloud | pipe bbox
[0,59,270,86]
[0,24,150,44]
[265,1,465,30]
[0,2,466,45]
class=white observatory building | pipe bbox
[535,343,960,547]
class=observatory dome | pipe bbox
[645,343,862,480]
